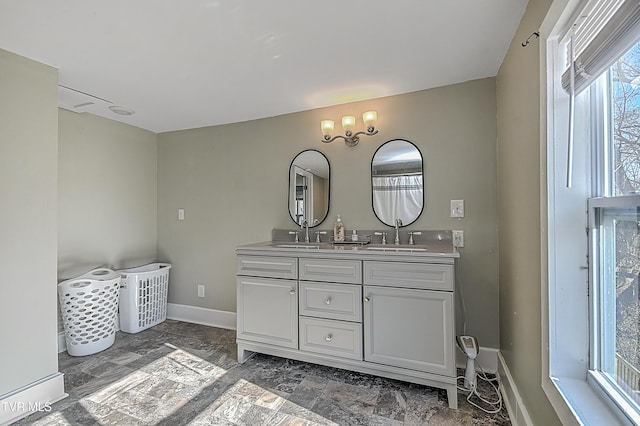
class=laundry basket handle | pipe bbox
[88,268,115,277]
[60,278,95,289]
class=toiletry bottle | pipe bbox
[334,214,345,242]
[351,230,359,242]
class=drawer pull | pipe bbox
[325,297,332,305]
[364,296,371,302]
[290,289,296,295]
[325,334,333,342]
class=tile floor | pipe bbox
[16,320,510,425]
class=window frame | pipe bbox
[588,194,640,421]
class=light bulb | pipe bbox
[341,116,356,133]
[321,120,334,138]
[362,111,377,129]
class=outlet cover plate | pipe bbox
[453,230,464,247]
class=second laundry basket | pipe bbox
[117,263,171,333]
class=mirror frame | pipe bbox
[371,139,424,227]
[288,149,331,227]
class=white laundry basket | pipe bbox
[117,263,171,333]
[57,268,121,356]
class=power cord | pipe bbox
[456,359,504,414]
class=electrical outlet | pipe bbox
[450,200,464,218]
[197,284,205,298]
[178,208,185,221]
[453,230,464,248]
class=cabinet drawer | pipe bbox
[237,255,297,279]
[299,281,362,322]
[299,258,362,284]
[364,261,453,291]
[299,317,363,360]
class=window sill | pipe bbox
[550,374,637,425]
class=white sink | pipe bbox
[366,246,427,252]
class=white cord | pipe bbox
[455,264,467,335]
[456,359,503,414]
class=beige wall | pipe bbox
[0,49,59,395]
[158,77,500,347]
[497,0,561,424]
[58,109,158,280]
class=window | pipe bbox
[546,1,640,423]
[590,41,640,417]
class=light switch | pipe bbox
[178,208,185,221]
[450,200,464,218]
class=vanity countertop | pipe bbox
[236,241,459,262]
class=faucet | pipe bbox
[374,231,388,245]
[315,230,327,243]
[394,218,403,245]
[408,231,422,245]
[301,220,310,243]
[288,230,300,243]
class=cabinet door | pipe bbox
[237,277,298,349]
[363,286,454,376]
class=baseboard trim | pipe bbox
[166,303,236,330]
[497,351,533,426]
[57,332,66,354]
[0,373,67,426]
[456,346,499,373]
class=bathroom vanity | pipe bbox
[236,239,460,408]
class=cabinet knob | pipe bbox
[289,289,295,295]
[325,297,332,305]
[325,334,332,342]
[364,296,370,302]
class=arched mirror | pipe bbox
[289,150,330,227]
[371,139,424,227]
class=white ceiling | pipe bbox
[0,0,527,133]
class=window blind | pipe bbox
[561,0,640,94]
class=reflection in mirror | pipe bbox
[289,150,330,227]
[371,139,424,227]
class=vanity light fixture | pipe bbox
[321,111,378,147]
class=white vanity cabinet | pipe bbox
[236,245,459,409]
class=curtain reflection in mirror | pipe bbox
[372,175,423,225]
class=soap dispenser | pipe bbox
[334,214,345,242]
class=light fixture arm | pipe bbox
[321,128,378,147]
